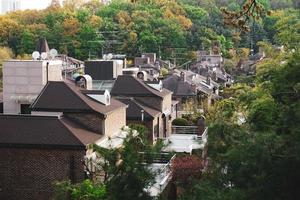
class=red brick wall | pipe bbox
[0,147,85,200]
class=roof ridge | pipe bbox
[63,82,101,111]
[58,117,86,146]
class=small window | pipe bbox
[20,104,31,114]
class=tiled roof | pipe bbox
[31,81,126,116]
[0,115,102,149]
[117,98,160,121]
[111,75,171,98]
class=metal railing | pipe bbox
[172,125,198,134]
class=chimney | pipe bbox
[221,67,226,75]
[212,71,217,81]
[180,72,186,82]
[197,116,206,136]
[206,75,211,85]
[191,83,197,93]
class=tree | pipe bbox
[54,180,106,200]
[87,125,164,200]
[180,42,300,200]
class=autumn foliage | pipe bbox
[172,155,203,186]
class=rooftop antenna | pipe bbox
[49,48,58,59]
[107,53,113,60]
[32,51,40,60]
[41,52,48,60]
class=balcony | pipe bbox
[145,153,176,197]
[163,126,208,154]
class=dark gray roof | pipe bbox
[0,115,102,149]
[162,75,196,97]
[111,75,171,98]
[31,81,126,116]
[117,98,160,121]
[36,38,49,53]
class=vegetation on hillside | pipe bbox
[0,0,298,62]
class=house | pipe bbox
[0,114,101,199]
[2,59,63,114]
[134,53,161,81]
[162,72,197,110]
[163,69,220,108]
[30,80,127,137]
[111,75,173,142]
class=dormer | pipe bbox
[146,80,163,92]
[86,90,111,106]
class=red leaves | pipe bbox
[172,155,204,185]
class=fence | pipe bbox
[172,125,198,134]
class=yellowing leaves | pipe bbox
[90,15,102,28]
[0,17,21,43]
[116,11,132,29]
[163,9,192,30]
[63,17,80,37]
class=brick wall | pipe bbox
[0,147,85,200]
[65,113,103,134]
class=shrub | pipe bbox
[172,118,189,126]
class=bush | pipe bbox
[172,118,189,126]
[160,67,169,76]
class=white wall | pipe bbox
[3,60,62,114]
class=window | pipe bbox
[20,104,30,114]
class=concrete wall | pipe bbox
[3,60,62,114]
[104,107,126,136]
[0,147,85,200]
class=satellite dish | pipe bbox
[49,49,58,59]
[107,53,113,60]
[41,52,48,60]
[32,51,40,60]
[103,54,107,60]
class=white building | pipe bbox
[2,60,62,114]
[0,0,21,15]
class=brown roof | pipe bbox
[31,81,126,117]
[111,75,171,98]
[117,98,160,121]
[0,115,102,149]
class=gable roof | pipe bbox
[163,75,196,97]
[0,115,102,149]
[111,75,171,98]
[117,98,161,121]
[31,81,126,116]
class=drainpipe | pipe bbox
[46,62,49,83]
[141,109,144,122]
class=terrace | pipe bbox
[163,126,208,154]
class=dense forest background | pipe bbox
[0,0,299,62]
